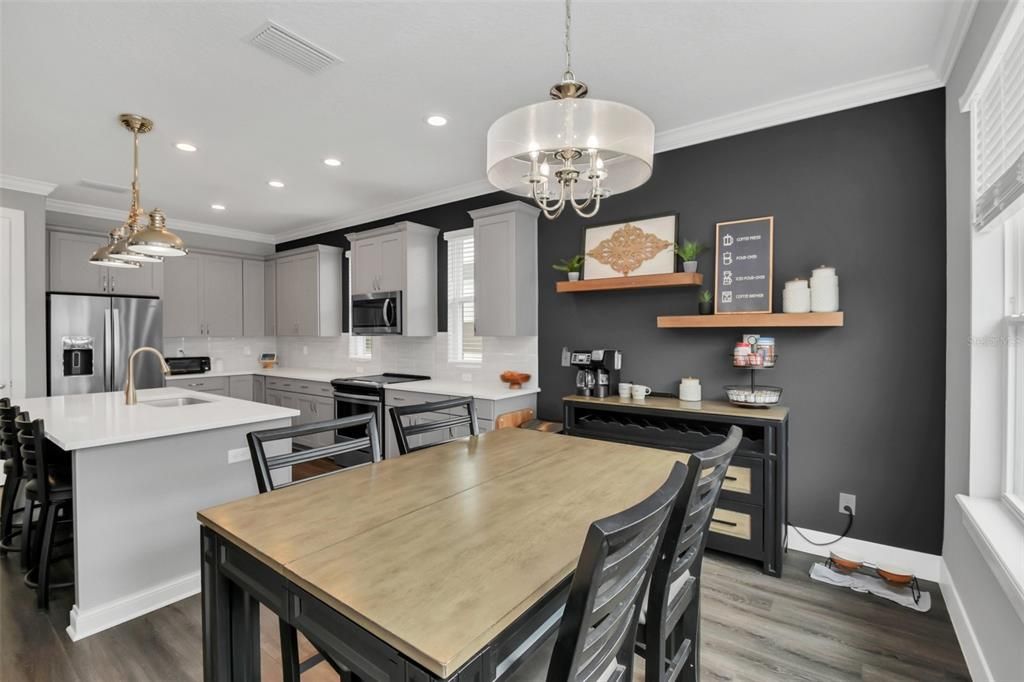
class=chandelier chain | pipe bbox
[563,0,572,79]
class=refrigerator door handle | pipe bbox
[112,308,121,391]
[104,308,113,392]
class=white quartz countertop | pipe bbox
[166,367,342,382]
[388,379,541,401]
[18,388,299,450]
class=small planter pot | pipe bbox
[698,301,713,315]
[683,261,698,273]
[568,272,581,281]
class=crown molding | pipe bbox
[45,199,276,244]
[653,65,943,153]
[933,0,979,83]
[274,178,496,244]
[0,174,57,196]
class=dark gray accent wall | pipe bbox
[280,89,947,554]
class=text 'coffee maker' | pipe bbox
[562,348,622,397]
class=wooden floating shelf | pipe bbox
[656,312,845,328]
[556,272,703,293]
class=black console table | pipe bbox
[563,395,789,577]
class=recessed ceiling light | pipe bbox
[268,180,285,188]
[426,115,448,127]
[323,157,342,167]
[211,203,226,211]
[175,142,197,152]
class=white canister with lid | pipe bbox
[783,278,811,313]
[810,265,839,312]
[679,377,701,402]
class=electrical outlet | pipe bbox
[302,345,308,355]
[839,492,856,516]
[461,373,472,382]
[242,345,251,356]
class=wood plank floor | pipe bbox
[0,549,968,681]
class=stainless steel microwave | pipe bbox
[351,291,402,335]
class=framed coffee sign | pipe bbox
[714,216,774,314]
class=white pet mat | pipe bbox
[809,562,931,612]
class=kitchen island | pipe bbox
[17,387,298,640]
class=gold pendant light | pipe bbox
[90,113,187,267]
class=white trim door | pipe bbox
[0,206,27,401]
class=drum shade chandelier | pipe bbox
[90,114,187,268]
[486,0,655,219]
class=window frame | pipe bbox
[444,228,482,365]
[1004,211,1024,523]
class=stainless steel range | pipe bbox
[331,373,429,465]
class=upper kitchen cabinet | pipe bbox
[348,222,438,336]
[273,244,343,337]
[264,259,277,337]
[469,202,539,336]
[242,259,265,337]
[163,253,243,337]
[49,230,162,297]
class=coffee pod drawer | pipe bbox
[707,500,763,561]
[717,455,764,506]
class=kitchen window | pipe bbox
[445,228,482,363]
[346,252,373,360]
[1007,215,1024,517]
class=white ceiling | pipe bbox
[0,1,970,243]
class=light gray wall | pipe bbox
[944,1,1024,679]
[46,211,275,257]
[1,188,47,397]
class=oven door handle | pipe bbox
[334,392,383,406]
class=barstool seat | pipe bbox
[25,477,72,500]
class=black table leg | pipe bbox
[202,527,261,682]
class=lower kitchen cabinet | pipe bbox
[165,376,229,395]
[253,376,265,403]
[264,380,335,449]
[229,375,254,401]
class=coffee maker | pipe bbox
[562,348,622,397]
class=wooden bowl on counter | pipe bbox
[500,371,531,389]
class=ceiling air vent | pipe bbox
[248,21,341,74]
[79,179,129,194]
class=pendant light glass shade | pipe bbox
[127,209,188,257]
[486,98,654,200]
[107,219,163,263]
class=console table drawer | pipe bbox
[717,455,764,506]
[707,500,763,561]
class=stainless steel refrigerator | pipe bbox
[47,293,163,396]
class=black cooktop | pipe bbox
[331,373,430,388]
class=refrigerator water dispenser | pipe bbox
[61,336,94,377]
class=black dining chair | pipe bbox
[503,461,687,682]
[246,413,380,681]
[16,413,74,610]
[0,399,25,559]
[389,397,478,455]
[636,426,742,682]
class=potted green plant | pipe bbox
[698,289,713,315]
[675,239,706,273]
[552,255,585,281]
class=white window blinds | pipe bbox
[969,8,1024,229]
[445,229,482,363]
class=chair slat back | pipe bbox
[247,413,380,493]
[14,413,52,505]
[642,426,742,682]
[548,461,687,682]
[0,402,21,474]
[389,397,478,455]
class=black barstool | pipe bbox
[16,413,74,610]
[0,399,25,559]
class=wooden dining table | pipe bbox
[197,428,688,682]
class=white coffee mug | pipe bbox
[618,382,633,398]
[630,384,652,400]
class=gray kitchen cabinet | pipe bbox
[273,245,343,337]
[347,222,437,336]
[229,375,254,401]
[163,253,244,337]
[48,230,162,296]
[162,254,203,337]
[264,260,277,336]
[165,376,229,395]
[242,259,266,337]
[253,375,266,403]
[469,202,539,336]
[202,255,244,337]
[264,388,283,407]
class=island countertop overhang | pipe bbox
[16,388,300,450]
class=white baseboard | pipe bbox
[66,571,200,641]
[941,560,994,681]
[786,526,942,582]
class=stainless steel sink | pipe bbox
[141,397,211,408]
